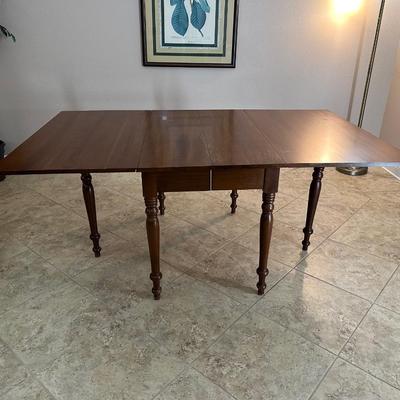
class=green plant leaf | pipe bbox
[0,25,16,42]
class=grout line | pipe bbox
[289,197,374,270]
[161,216,297,300]
[322,253,400,368]
[325,236,400,265]
[5,241,143,325]
[188,306,256,365]
[337,356,400,392]
[302,184,400,397]
[248,274,358,359]
[182,291,340,400]
[0,340,57,400]
[150,356,241,400]
[25,176,142,238]
[306,355,338,400]
[149,363,188,400]
[315,200,400,265]
[0,250,75,319]
[257,313,338,358]
[186,253,336,371]
[255,189,400,398]
[337,301,374,357]
[373,264,400,306]
[191,366,242,400]
[23,244,108,296]
[168,209,260,242]
[289,192,395,384]
[179,255,295,311]
[25,187,87,220]
[163,220,259,269]
[185,250,310,366]
[373,302,400,318]
[294,269,374,303]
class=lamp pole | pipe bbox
[0,25,16,182]
[337,0,386,176]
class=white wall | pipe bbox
[349,0,400,135]
[381,42,400,148]
[0,0,395,151]
[380,41,400,178]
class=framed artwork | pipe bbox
[140,0,239,67]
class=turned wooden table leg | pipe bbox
[143,174,162,300]
[230,190,238,214]
[158,192,166,216]
[302,167,324,251]
[81,173,101,257]
[257,192,275,295]
[257,168,279,295]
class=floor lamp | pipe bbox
[337,0,386,176]
[0,25,15,182]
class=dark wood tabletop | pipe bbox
[3,109,400,301]
[2,109,400,175]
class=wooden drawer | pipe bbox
[155,169,211,192]
[212,168,265,190]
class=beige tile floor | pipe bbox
[1,167,400,399]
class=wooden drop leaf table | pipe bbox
[2,110,400,300]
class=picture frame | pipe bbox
[140,0,239,67]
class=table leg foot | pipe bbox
[257,192,275,295]
[145,192,162,300]
[150,272,163,300]
[91,235,101,258]
[230,190,238,214]
[81,173,101,257]
[302,167,324,251]
[158,192,166,216]
[256,267,269,295]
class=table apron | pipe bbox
[141,167,280,193]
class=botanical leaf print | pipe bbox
[190,0,207,36]
[198,0,210,13]
[170,0,210,38]
[171,0,189,36]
